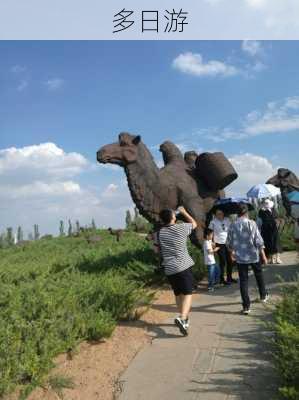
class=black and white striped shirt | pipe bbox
[159,223,194,276]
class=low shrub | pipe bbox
[280,224,297,252]
[0,268,152,397]
[272,279,299,400]
[0,229,207,397]
[0,232,156,397]
[188,245,206,281]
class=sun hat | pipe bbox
[263,199,274,209]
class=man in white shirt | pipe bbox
[209,209,237,285]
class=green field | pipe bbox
[0,230,205,398]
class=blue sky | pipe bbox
[0,41,298,236]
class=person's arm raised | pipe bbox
[177,206,197,230]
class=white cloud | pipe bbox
[203,96,299,142]
[284,97,299,110]
[241,41,267,75]
[242,40,263,56]
[175,143,193,153]
[44,78,64,91]
[102,183,118,197]
[243,97,299,136]
[98,163,120,172]
[172,52,239,78]
[251,61,267,72]
[156,159,164,168]
[173,49,266,80]
[226,153,277,197]
[17,80,28,92]
[0,143,133,235]
[0,142,88,183]
[1,181,81,200]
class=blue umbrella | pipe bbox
[211,197,254,215]
[287,191,299,204]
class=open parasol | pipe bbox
[210,197,254,215]
[247,183,280,199]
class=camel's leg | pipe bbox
[183,196,206,247]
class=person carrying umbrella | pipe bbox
[258,199,282,264]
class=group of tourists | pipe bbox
[155,199,281,336]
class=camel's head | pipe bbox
[97,133,141,167]
[267,173,280,188]
[267,168,297,189]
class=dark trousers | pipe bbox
[216,243,232,282]
[237,262,267,309]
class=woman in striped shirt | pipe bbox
[158,206,197,336]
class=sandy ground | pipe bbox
[23,288,177,400]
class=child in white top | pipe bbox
[203,228,220,292]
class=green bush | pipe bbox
[188,245,206,281]
[272,279,299,400]
[0,231,156,397]
[0,229,206,397]
[280,224,297,252]
[0,269,150,396]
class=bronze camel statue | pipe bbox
[267,168,299,218]
[97,132,237,246]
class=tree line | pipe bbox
[0,219,97,248]
[0,209,151,249]
[125,207,152,233]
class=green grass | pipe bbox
[271,278,299,400]
[280,224,297,252]
[0,230,205,398]
[47,374,75,399]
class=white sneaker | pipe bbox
[261,293,270,303]
[174,317,189,336]
[243,308,251,315]
[174,317,190,328]
[276,255,282,264]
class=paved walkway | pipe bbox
[117,252,298,400]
